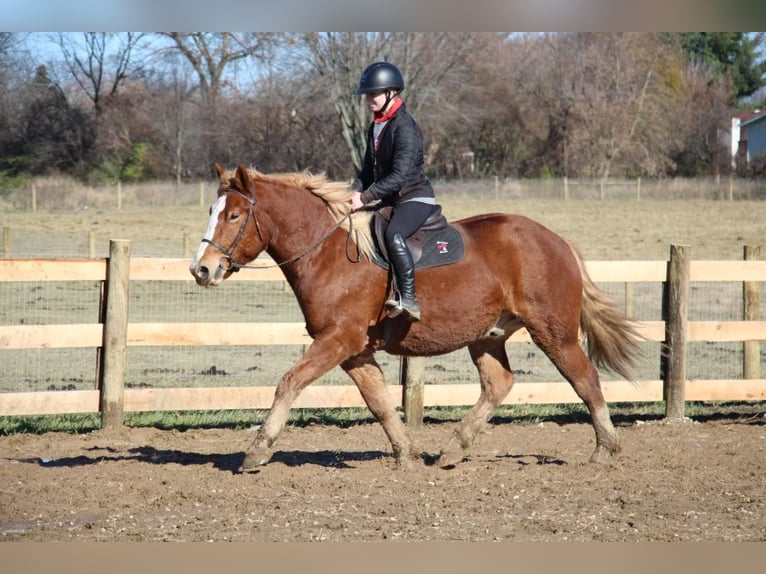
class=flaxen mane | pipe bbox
[234,167,377,260]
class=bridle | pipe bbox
[201,184,360,272]
[200,187,263,272]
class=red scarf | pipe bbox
[374,97,403,123]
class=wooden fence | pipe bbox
[0,240,764,428]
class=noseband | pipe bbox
[201,187,264,272]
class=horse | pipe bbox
[190,164,643,472]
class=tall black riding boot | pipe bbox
[385,233,421,322]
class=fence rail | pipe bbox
[1,241,765,426]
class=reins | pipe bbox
[235,210,359,271]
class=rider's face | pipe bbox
[365,90,392,113]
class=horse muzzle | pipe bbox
[189,258,230,286]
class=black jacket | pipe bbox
[353,102,434,207]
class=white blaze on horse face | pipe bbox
[192,195,227,268]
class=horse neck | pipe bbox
[259,183,339,272]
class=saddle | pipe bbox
[371,205,465,270]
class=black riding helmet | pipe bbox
[353,62,405,95]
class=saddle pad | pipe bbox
[370,224,465,270]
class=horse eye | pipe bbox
[228,212,240,222]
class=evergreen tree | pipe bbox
[680,32,766,101]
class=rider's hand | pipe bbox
[349,191,365,212]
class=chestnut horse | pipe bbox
[190,164,642,472]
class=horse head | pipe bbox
[189,164,267,286]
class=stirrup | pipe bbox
[385,297,404,318]
[386,297,420,322]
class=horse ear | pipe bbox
[234,164,252,194]
[214,163,225,181]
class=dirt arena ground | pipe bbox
[1,411,764,542]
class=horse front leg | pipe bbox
[341,353,421,468]
[240,336,350,472]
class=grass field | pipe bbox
[2,197,765,260]
[1,177,765,260]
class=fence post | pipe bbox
[636,177,641,201]
[2,227,9,257]
[662,244,690,421]
[100,239,131,429]
[743,245,761,379]
[400,357,424,427]
[32,184,37,213]
[563,176,569,200]
[117,182,122,211]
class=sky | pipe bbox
[2,0,764,32]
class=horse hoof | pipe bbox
[436,450,465,469]
[239,450,272,472]
[393,447,422,469]
[589,444,619,464]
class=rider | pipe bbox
[348,61,436,322]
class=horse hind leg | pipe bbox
[437,340,514,468]
[342,353,420,468]
[533,332,620,463]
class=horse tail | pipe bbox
[568,241,644,382]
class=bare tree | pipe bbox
[453,34,539,177]
[151,57,200,187]
[574,34,668,180]
[0,33,19,59]
[55,32,146,115]
[673,62,733,176]
[509,33,683,179]
[159,33,277,106]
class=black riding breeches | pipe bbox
[383,201,436,246]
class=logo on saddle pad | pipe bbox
[436,241,450,254]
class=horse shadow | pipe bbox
[12,446,391,474]
[12,445,566,473]
[420,451,566,467]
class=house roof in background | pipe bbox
[740,109,766,127]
